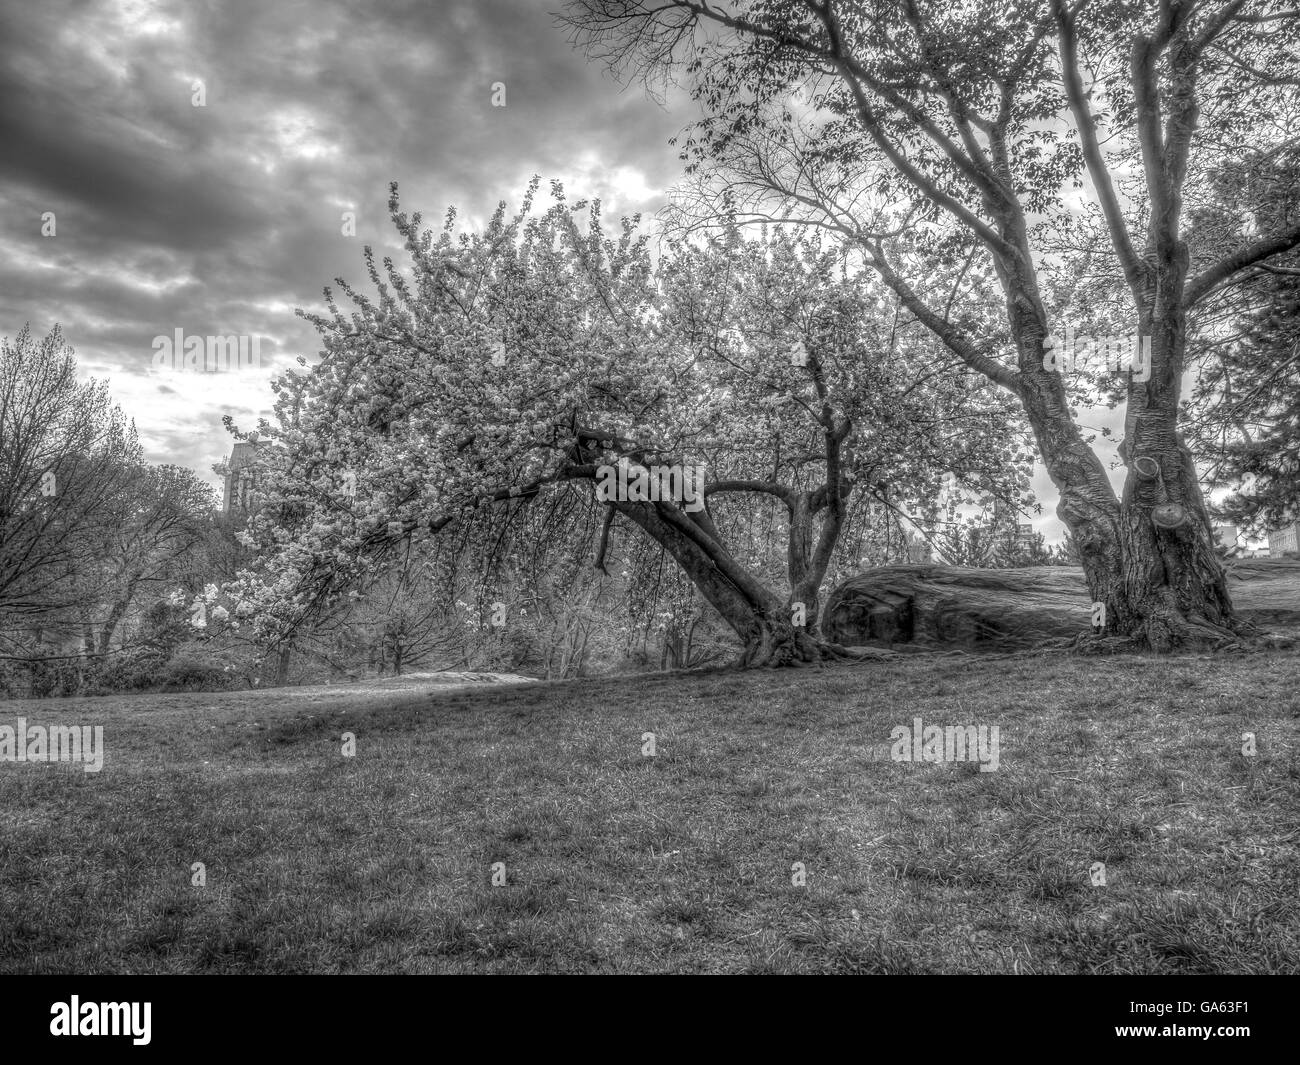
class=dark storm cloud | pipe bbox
[0,0,685,482]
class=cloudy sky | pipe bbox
[0,0,1117,544]
[0,0,683,488]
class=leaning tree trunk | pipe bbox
[612,499,826,667]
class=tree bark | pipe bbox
[1007,285,1239,649]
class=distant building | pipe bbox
[1267,522,1300,557]
[220,439,265,515]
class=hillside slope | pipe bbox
[0,652,1295,973]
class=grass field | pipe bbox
[0,652,1297,973]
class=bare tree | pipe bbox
[89,464,215,654]
[0,325,140,649]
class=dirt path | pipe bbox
[0,671,537,712]
[273,671,538,698]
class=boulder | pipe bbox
[1220,557,1300,628]
[822,565,1092,651]
[821,559,1300,651]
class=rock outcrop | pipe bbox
[821,560,1300,651]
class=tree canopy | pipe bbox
[561,0,1300,650]
[216,181,1028,665]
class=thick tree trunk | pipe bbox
[1028,425,1238,649]
[1107,287,1238,647]
[735,613,826,667]
[1016,288,1239,649]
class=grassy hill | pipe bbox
[1,650,1296,973]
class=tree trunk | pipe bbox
[1109,309,1237,648]
[1016,289,1238,649]
[614,499,832,667]
[787,496,823,634]
[98,598,129,656]
[735,612,826,667]
[682,616,697,667]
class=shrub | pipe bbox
[85,647,170,695]
[158,652,236,693]
[22,658,84,698]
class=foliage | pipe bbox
[206,183,1027,664]
[562,0,1300,649]
[1186,147,1300,534]
[157,650,238,694]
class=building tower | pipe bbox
[220,440,263,516]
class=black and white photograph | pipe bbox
[0,0,1296,1010]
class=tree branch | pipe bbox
[1053,0,1144,292]
[1185,221,1300,306]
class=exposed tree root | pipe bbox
[735,627,899,668]
[1063,617,1295,655]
